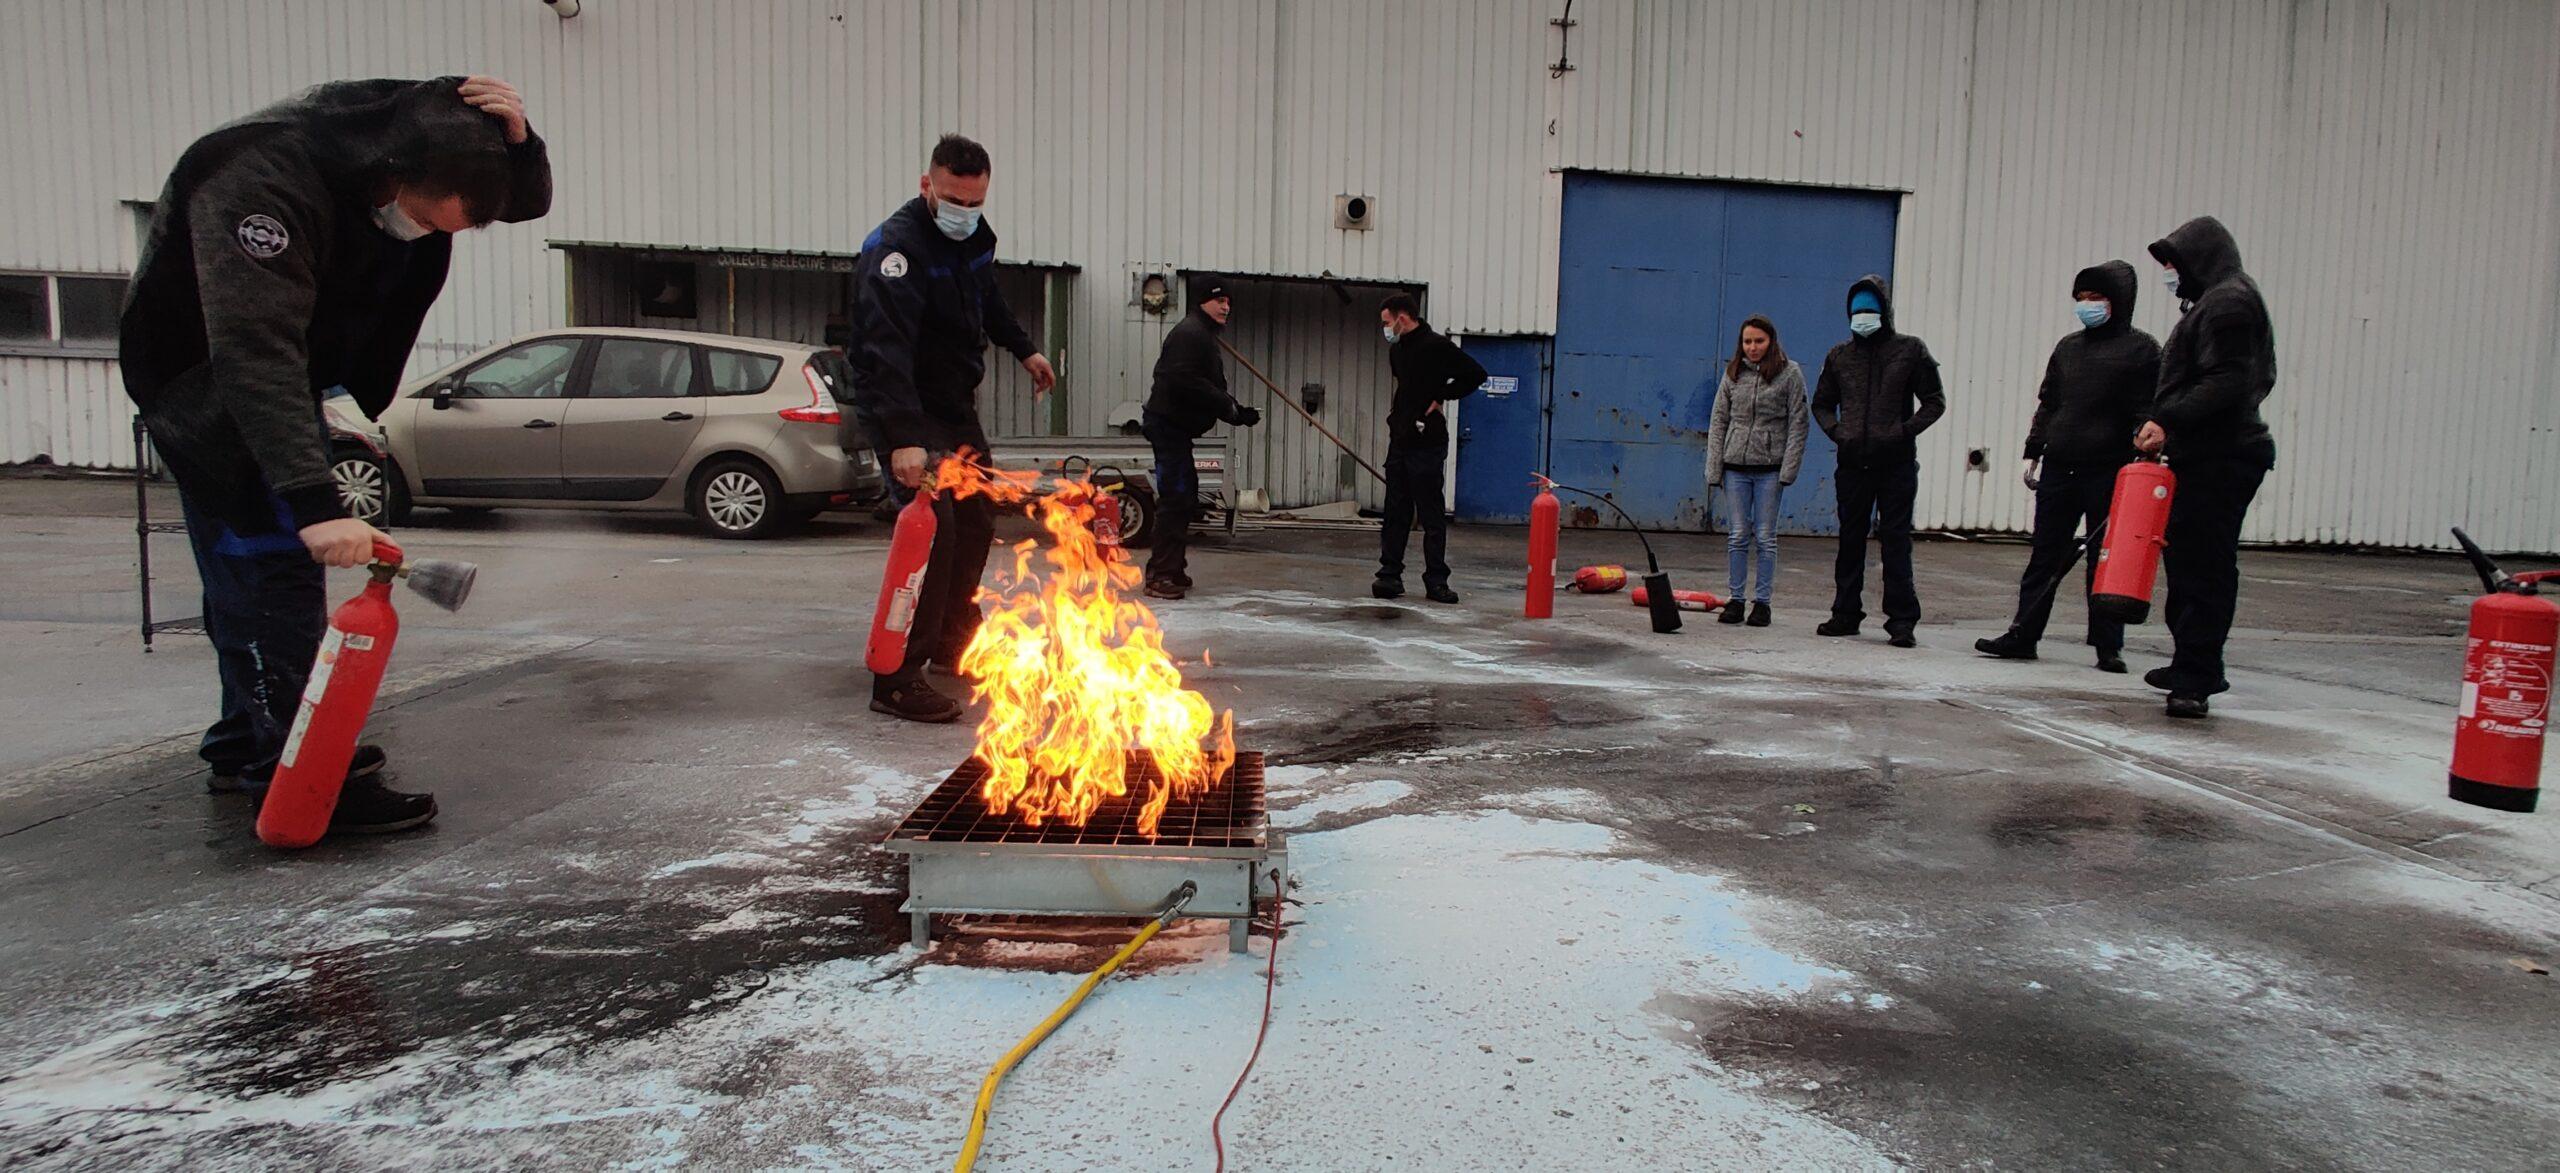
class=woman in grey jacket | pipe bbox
[1702,315,1809,626]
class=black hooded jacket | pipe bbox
[848,197,1039,452]
[1812,276,1945,467]
[1144,299,1249,439]
[120,78,552,533]
[2148,216,2278,468]
[2024,261,2161,466]
[1385,322,1488,452]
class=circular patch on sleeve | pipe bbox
[235,214,290,259]
[879,251,908,279]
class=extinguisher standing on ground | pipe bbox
[1526,477,1560,618]
[2449,528,2558,813]
[1088,465,1129,563]
[2091,456,2177,624]
[867,485,942,675]
[258,539,478,849]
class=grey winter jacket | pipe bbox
[1703,361,1809,486]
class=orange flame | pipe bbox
[935,453,1237,838]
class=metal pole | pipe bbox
[134,416,154,652]
[1215,338,1386,486]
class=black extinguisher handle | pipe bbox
[2450,527,2513,595]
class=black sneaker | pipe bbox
[1426,584,1460,605]
[1172,573,1195,590]
[928,659,977,687]
[328,775,438,836]
[1885,624,1917,649]
[2095,653,2128,674]
[871,678,965,724]
[209,744,383,794]
[1718,598,1746,625]
[2145,667,2229,696]
[2166,693,2211,719]
[1746,602,1772,628]
[1143,579,1186,601]
[1974,632,2037,661]
[1371,579,1405,600]
[1816,617,1860,638]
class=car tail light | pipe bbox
[780,364,842,425]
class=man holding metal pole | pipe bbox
[1140,277,1260,601]
[1373,293,1486,604]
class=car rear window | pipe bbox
[812,350,858,404]
[704,349,783,396]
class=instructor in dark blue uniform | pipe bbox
[849,134,1056,723]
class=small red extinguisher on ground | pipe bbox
[866,486,941,675]
[259,539,478,849]
[2449,528,2557,813]
[1089,465,1128,562]
[1527,476,1560,619]
[2091,456,2177,624]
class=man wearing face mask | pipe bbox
[849,134,1058,723]
[2137,216,2279,719]
[120,77,551,834]
[1977,261,2161,672]
[1374,293,1487,604]
[1811,276,1945,647]
[1139,277,1261,601]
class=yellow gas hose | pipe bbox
[954,881,1197,1172]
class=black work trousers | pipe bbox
[1830,459,1921,629]
[179,489,327,782]
[1141,412,1199,587]
[2158,456,2268,695]
[1376,444,1451,589]
[880,420,996,686]
[2009,459,2123,653]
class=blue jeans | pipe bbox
[1722,470,1782,603]
[178,489,326,781]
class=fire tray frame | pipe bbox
[882,751,1284,953]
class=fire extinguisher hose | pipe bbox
[953,881,1198,1172]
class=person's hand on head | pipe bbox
[458,77,530,145]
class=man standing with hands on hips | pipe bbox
[849,134,1057,724]
[120,76,552,835]
[1373,293,1486,604]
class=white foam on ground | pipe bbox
[1270,778,1413,828]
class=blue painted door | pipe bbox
[1551,175,1898,533]
[1452,335,1549,523]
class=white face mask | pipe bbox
[371,200,434,242]
[1382,325,1400,344]
[932,198,982,241]
[1848,312,1883,338]
[2161,268,2180,296]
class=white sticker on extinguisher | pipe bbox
[278,628,347,769]
[884,567,928,634]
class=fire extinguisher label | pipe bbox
[344,633,375,652]
[279,628,347,769]
[885,567,927,634]
[2465,643,2551,733]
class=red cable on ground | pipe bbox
[1211,877,1284,1173]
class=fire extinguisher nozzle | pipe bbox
[403,559,479,611]
[2451,527,2512,595]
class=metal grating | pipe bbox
[889,752,1265,851]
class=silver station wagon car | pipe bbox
[336,328,881,538]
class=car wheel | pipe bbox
[692,458,788,539]
[331,449,394,527]
[1115,483,1157,549]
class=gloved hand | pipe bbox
[2020,458,2042,490]
[1234,406,1262,427]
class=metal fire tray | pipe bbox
[883,751,1282,952]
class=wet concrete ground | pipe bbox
[1,474,2554,1169]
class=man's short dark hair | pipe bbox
[1380,292,1421,319]
[930,134,992,177]
[396,150,515,226]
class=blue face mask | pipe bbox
[2161,268,2180,297]
[1849,312,1883,338]
[2074,300,2111,329]
[933,199,982,241]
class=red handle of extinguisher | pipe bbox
[372,538,405,568]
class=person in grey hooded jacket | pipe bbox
[1702,315,1807,626]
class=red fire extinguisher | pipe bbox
[1089,465,1128,562]
[1527,476,1560,619]
[866,487,941,675]
[1630,586,1727,612]
[259,539,478,849]
[2091,457,2177,624]
[2449,528,2557,813]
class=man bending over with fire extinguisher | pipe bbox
[2138,216,2279,719]
[849,134,1059,723]
[121,77,551,833]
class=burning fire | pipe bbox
[936,454,1237,838]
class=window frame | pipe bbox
[0,270,127,360]
[444,336,592,401]
[579,336,706,401]
[700,345,787,398]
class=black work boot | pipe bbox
[328,775,438,836]
[1816,616,1860,638]
[2166,693,2211,719]
[1426,583,1460,604]
[1746,602,1772,627]
[1974,631,2037,661]
[872,676,965,724]
[1371,578,1405,600]
[1885,622,1918,649]
[2095,651,2127,674]
[1143,579,1186,601]
[1718,598,1747,625]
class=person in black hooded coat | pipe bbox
[2138,215,2279,718]
[1811,275,1945,646]
[1977,261,2160,671]
[119,76,550,833]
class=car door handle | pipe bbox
[523,419,557,429]
[661,411,695,422]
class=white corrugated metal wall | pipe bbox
[0,0,2551,549]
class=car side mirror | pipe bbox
[431,382,457,410]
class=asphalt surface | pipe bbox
[0,471,2553,1170]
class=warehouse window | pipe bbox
[0,272,127,358]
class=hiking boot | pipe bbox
[1172,573,1195,590]
[871,677,965,724]
[327,775,438,836]
[1885,624,1917,649]
[209,744,383,794]
[1425,584,1461,605]
[2095,652,2127,674]
[1718,598,1747,625]
[2166,693,2211,719]
[2145,667,2228,696]
[1746,602,1772,627]
[1143,579,1186,601]
[1974,631,2037,661]
[1816,617,1860,638]
[1371,579,1405,600]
